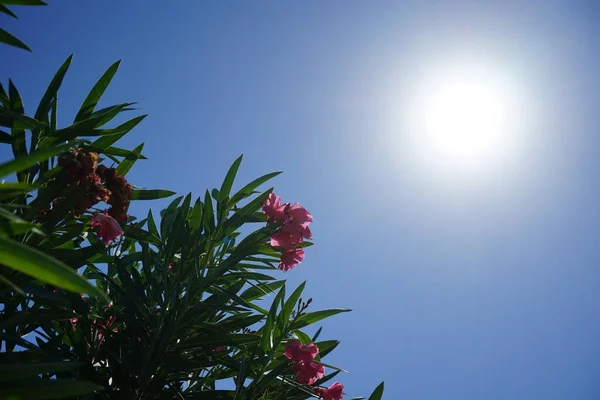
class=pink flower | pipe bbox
[70,317,78,329]
[168,264,173,271]
[282,202,313,239]
[271,230,303,250]
[262,193,287,223]
[315,382,344,400]
[294,362,325,385]
[279,248,305,271]
[91,212,124,246]
[284,340,319,365]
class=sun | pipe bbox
[402,63,522,177]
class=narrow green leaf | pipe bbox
[49,103,130,141]
[0,362,80,382]
[0,1,47,5]
[0,143,70,178]
[315,339,340,359]
[146,209,159,238]
[0,4,17,18]
[115,142,144,176]
[218,154,243,213]
[311,327,323,342]
[88,145,147,159]
[8,80,27,181]
[0,181,37,194]
[189,197,203,232]
[130,189,176,201]
[123,225,161,246]
[0,236,109,301]
[368,382,385,400]
[294,330,313,345]
[0,106,47,129]
[89,114,146,150]
[229,171,282,207]
[203,190,215,235]
[34,55,73,121]
[0,379,104,400]
[0,27,30,51]
[282,281,306,324]
[292,308,352,330]
[0,129,10,143]
[176,333,260,349]
[261,285,285,351]
[240,280,285,302]
[75,60,121,122]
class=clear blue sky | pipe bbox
[2,1,600,398]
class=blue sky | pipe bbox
[2,1,600,398]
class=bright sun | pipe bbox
[403,63,522,177]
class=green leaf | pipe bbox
[261,285,285,352]
[0,206,41,236]
[0,143,70,178]
[123,225,161,246]
[0,27,30,51]
[0,379,104,400]
[75,60,120,122]
[90,145,147,159]
[0,129,10,143]
[130,189,176,201]
[8,80,27,180]
[0,5,18,18]
[218,155,243,214]
[0,236,109,301]
[0,362,80,382]
[0,181,37,195]
[203,190,215,235]
[368,382,385,400]
[88,115,146,150]
[282,281,305,324]
[189,196,203,232]
[315,339,339,359]
[0,1,47,5]
[240,280,285,302]
[229,171,281,207]
[292,308,352,330]
[34,55,72,121]
[176,333,260,349]
[0,106,47,130]
[293,330,313,345]
[115,142,144,176]
[49,103,130,141]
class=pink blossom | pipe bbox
[294,362,325,385]
[284,340,319,365]
[315,382,344,400]
[282,202,313,239]
[262,193,287,223]
[279,248,305,271]
[271,230,303,250]
[91,212,124,246]
[168,264,173,271]
[70,317,78,329]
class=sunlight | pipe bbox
[403,62,523,177]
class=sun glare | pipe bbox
[402,63,522,177]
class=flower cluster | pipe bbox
[262,193,313,271]
[56,147,133,245]
[284,340,345,399]
[284,339,324,385]
[57,148,133,221]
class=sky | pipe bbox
[2,1,600,398]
